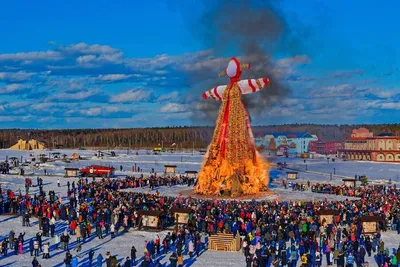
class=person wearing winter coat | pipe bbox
[75,225,82,243]
[43,242,50,259]
[301,253,308,267]
[96,224,103,239]
[64,251,72,267]
[110,224,115,238]
[346,253,354,267]
[155,235,161,254]
[170,252,178,267]
[177,253,184,267]
[123,256,131,267]
[54,234,60,250]
[14,239,19,255]
[33,240,40,256]
[131,246,137,265]
[72,256,78,267]
[32,256,39,267]
[315,250,322,267]
[188,239,194,257]
[63,232,70,251]
[19,240,23,254]
[30,238,34,256]
[88,249,95,267]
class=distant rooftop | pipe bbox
[263,132,315,138]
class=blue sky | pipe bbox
[0,0,399,129]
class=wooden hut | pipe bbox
[64,168,79,178]
[170,207,192,225]
[359,216,380,234]
[316,210,340,226]
[164,165,177,175]
[138,210,162,230]
[342,178,357,188]
[286,171,298,180]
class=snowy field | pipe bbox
[1,148,400,184]
[0,149,399,266]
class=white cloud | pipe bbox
[310,84,355,98]
[381,102,400,110]
[164,112,193,119]
[0,83,32,94]
[81,107,102,116]
[159,103,189,113]
[0,71,35,82]
[156,91,180,102]
[372,90,400,99]
[276,55,311,68]
[0,51,63,61]
[47,89,105,102]
[97,74,141,82]
[110,89,153,103]
[61,43,120,55]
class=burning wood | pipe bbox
[195,57,271,197]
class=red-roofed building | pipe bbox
[310,139,344,155]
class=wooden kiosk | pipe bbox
[316,210,340,226]
[138,210,162,230]
[64,168,79,178]
[164,165,177,175]
[342,178,357,188]
[170,207,192,225]
[359,216,380,234]
[286,171,298,180]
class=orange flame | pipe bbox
[195,151,270,196]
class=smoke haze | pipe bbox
[182,0,307,124]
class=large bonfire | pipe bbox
[195,57,271,197]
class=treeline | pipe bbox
[0,124,399,149]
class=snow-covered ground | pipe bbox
[0,149,399,266]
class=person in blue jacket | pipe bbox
[71,256,78,267]
[346,252,354,267]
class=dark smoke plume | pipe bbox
[183,0,306,124]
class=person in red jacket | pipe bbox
[155,235,160,254]
[70,220,77,235]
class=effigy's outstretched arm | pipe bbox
[238,78,270,95]
[202,85,227,100]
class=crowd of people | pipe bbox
[0,171,399,266]
[287,180,398,200]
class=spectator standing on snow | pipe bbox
[64,251,72,267]
[88,249,95,267]
[123,256,131,267]
[76,225,82,243]
[131,245,137,265]
[110,224,115,238]
[29,238,34,256]
[19,239,23,254]
[43,242,50,259]
[54,234,60,250]
[32,256,39,267]
[33,240,39,256]
[170,252,178,267]
[72,256,78,267]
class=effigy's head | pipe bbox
[219,57,250,80]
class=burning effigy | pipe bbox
[195,57,271,197]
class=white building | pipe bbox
[256,132,318,156]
